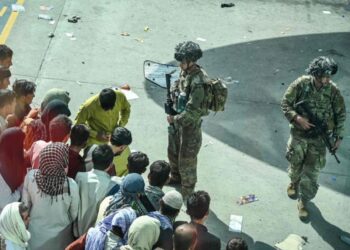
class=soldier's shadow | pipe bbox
[309,202,350,250]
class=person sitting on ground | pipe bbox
[7,80,36,127]
[23,99,71,150]
[145,160,171,211]
[41,88,71,111]
[74,144,116,237]
[22,143,79,250]
[173,223,197,250]
[27,114,72,169]
[96,173,148,223]
[84,207,137,250]
[0,128,26,212]
[149,190,183,250]
[67,124,90,179]
[0,45,13,69]
[186,191,220,250]
[75,88,131,176]
[0,89,16,135]
[0,202,30,250]
[84,126,132,174]
[120,215,160,250]
[226,237,248,250]
[0,68,11,89]
[106,151,149,196]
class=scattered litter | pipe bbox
[204,141,214,147]
[322,10,331,14]
[49,20,55,25]
[281,82,285,85]
[222,76,239,84]
[228,214,242,233]
[120,83,131,90]
[65,32,74,37]
[273,69,280,75]
[48,32,54,38]
[12,4,25,12]
[38,14,53,21]
[76,81,82,86]
[275,234,307,250]
[196,37,206,42]
[135,38,144,43]
[318,49,323,52]
[68,16,81,23]
[40,5,54,11]
[121,32,130,36]
[70,37,77,41]
[144,26,150,32]
[221,3,235,8]
[237,194,258,205]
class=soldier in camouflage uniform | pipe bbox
[167,41,210,199]
[281,56,346,220]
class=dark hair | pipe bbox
[0,45,13,60]
[148,160,170,187]
[49,115,72,142]
[127,151,149,174]
[70,124,90,147]
[0,89,15,108]
[306,56,338,77]
[111,225,124,238]
[173,223,197,250]
[18,202,29,214]
[99,88,116,110]
[226,237,248,250]
[186,191,210,220]
[12,79,36,98]
[110,127,132,146]
[160,199,180,218]
[92,144,114,170]
[0,68,11,81]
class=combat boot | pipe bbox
[287,182,298,199]
[297,199,308,220]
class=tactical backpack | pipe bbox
[204,78,228,112]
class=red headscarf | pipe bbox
[0,128,26,192]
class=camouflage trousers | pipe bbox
[286,133,326,201]
[168,120,202,198]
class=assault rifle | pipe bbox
[295,101,340,164]
[164,70,178,116]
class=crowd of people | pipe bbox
[0,43,249,250]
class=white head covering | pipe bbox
[0,202,30,248]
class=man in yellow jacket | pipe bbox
[75,88,131,176]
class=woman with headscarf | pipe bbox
[22,100,71,150]
[22,143,79,250]
[85,207,137,250]
[120,216,160,250]
[0,202,31,250]
[0,128,26,212]
[103,173,148,218]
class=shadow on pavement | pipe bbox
[309,202,350,250]
[144,32,350,196]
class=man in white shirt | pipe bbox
[74,144,116,237]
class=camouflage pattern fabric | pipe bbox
[281,75,346,201]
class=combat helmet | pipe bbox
[174,41,203,62]
[306,56,338,77]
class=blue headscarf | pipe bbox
[85,207,137,250]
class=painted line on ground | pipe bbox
[0,0,25,44]
[0,7,8,17]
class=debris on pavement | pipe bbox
[135,38,144,43]
[196,37,206,42]
[228,214,242,233]
[49,20,55,25]
[144,26,150,32]
[273,68,280,75]
[65,32,76,40]
[121,32,130,36]
[12,4,25,12]
[318,49,323,52]
[76,81,82,86]
[322,10,331,15]
[275,234,307,250]
[221,3,235,8]
[204,141,214,147]
[38,14,53,21]
[223,76,239,84]
[237,194,258,205]
[40,5,54,11]
[68,16,81,23]
[48,32,55,38]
